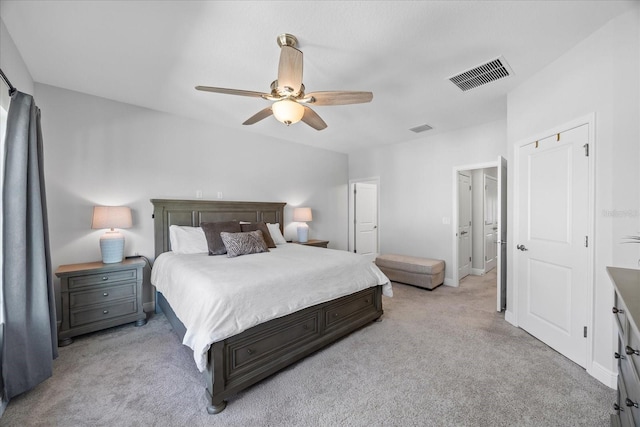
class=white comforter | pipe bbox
[151,243,392,371]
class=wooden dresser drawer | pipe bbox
[614,293,628,340]
[70,283,137,308]
[70,299,138,327]
[618,373,638,427]
[68,268,138,289]
[324,287,377,332]
[226,312,321,378]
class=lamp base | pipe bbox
[100,230,125,264]
[297,223,309,243]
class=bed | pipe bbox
[149,199,391,414]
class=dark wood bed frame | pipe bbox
[151,199,383,414]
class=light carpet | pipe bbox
[1,272,614,426]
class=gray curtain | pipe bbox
[1,91,57,402]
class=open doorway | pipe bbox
[452,156,507,312]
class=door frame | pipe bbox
[452,160,503,287]
[458,171,473,279]
[511,113,595,374]
[348,176,380,254]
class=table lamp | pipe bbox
[293,207,312,243]
[91,206,132,263]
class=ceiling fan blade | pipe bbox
[305,91,373,106]
[301,106,327,131]
[277,46,303,95]
[242,107,273,125]
[195,86,268,98]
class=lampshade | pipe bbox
[91,206,132,230]
[293,207,312,222]
[272,99,305,125]
[91,206,132,264]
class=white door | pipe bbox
[497,156,507,312]
[354,182,378,261]
[516,125,589,367]
[484,175,498,273]
[458,172,472,279]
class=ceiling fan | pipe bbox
[195,34,373,131]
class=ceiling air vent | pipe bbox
[448,56,513,91]
[409,123,433,133]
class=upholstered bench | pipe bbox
[375,254,445,290]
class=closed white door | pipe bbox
[458,172,472,279]
[354,182,378,261]
[484,175,498,273]
[516,124,589,367]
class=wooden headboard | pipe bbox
[151,199,286,258]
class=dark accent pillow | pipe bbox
[240,222,276,248]
[220,230,270,258]
[201,221,242,255]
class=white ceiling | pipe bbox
[1,1,636,153]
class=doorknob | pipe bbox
[517,244,528,251]
[460,231,468,235]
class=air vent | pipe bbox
[409,123,433,133]
[448,56,513,91]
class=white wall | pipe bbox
[0,19,34,96]
[507,6,640,385]
[348,119,507,284]
[34,84,349,309]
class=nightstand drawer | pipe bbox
[68,268,138,289]
[70,299,137,327]
[70,283,137,308]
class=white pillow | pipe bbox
[169,225,208,254]
[267,223,287,245]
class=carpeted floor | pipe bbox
[1,271,614,426]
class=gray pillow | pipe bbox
[240,222,276,248]
[201,221,242,255]
[220,230,270,258]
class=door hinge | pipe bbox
[583,143,589,157]
[583,326,587,338]
[585,236,588,247]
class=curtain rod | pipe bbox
[0,68,17,96]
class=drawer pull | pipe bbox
[614,403,623,412]
[246,349,254,355]
[103,310,109,314]
[102,276,109,281]
[626,398,639,408]
[365,299,370,304]
[626,346,640,356]
[103,292,109,297]
[615,352,626,360]
[333,313,339,318]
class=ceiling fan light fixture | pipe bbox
[272,99,304,126]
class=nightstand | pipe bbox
[294,239,329,248]
[55,258,147,346]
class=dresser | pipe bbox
[55,259,147,346]
[609,267,640,426]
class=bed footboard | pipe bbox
[205,285,383,414]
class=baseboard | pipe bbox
[471,268,485,276]
[505,310,516,326]
[589,360,617,389]
[443,277,456,287]
[143,301,155,313]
